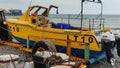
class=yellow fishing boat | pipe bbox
[5,0,110,64]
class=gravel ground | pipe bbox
[0,45,32,61]
[88,49,120,68]
[0,45,120,68]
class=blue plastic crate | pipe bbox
[56,23,71,29]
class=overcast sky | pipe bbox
[0,0,120,14]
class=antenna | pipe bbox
[25,0,33,21]
[29,0,33,7]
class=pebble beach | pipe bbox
[0,45,32,61]
[0,44,120,68]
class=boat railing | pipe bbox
[49,16,105,30]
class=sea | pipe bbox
[6,14,120,29]
[49,14,120,29]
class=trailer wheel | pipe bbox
[32,41,48,55]
[32,39,56,56]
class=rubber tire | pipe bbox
[32,41,49,55]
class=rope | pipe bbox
[0,25,10,32]
[9,55,16,68]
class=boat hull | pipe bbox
[14,35,103,58]
[7,19,101,51]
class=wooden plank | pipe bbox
[0,40,24,48]
[20,47,32,53]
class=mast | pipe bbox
[80,0,84,29]
[80,0,102,29]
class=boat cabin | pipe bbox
[19,5,59,28]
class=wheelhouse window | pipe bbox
[30,7,48,16]
[30,7,39,15]
[37,8,47,16]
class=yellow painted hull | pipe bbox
[7,19,101,51]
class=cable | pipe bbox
[0,25,13,41]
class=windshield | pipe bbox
[30,6,48,16]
